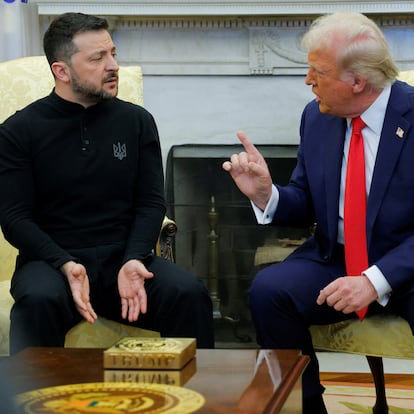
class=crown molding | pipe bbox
[34,1,414,17]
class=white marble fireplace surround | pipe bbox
[34,1,414,164]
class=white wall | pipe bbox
[6,1,414,167]
[143,75,314,165]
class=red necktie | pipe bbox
[344,116,368,320]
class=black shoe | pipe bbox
[303,394,328,414]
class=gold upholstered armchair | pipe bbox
[0,55,177,356]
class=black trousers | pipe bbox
[9,244,214,354]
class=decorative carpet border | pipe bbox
[323,383,414,413]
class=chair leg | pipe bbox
[366,355,388,414]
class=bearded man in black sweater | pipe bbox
[0,12,214,354]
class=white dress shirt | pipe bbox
[252,85,393,305]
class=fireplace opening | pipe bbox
[165,144,309,345]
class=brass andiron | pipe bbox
[208,196,251,342]
[208,195,222,319]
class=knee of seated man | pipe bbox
[177,276,210,301]
[248,267,288,308]
[250,266,282,292]
[13,285,70,312]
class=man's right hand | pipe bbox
[222,131,273,211]
[60,261,98,324]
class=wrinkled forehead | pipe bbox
[71,29,115,54]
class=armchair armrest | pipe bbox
[156,216,178,262]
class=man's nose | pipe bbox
[305,70,314,86]
[106,55,119,72]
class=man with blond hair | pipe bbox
[224,12,413,413]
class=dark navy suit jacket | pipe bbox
[274,80,414,294]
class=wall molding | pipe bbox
[35,1,414,17]
[35,2,414,76]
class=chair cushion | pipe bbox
[310,315,414,358]
[65,317,159,348]
[0,236,17,282]
[0,280,12,356]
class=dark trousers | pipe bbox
[9,245,214,354]
[248,253,414,402]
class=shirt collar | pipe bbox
[361,85,391,135]
[345,85,391,134]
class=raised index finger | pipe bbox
[236,130,262,158]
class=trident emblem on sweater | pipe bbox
[113,142,127,160]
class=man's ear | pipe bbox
[51,61,70,82]
[351,76,367,93]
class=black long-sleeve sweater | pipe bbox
[0,91,166,269]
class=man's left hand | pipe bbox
[118,259,154,322]
[317,276,378,314]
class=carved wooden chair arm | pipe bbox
[155,216,178,262]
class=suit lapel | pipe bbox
[324,117,346,244]
[366,83,411,247]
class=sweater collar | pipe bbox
[49,89,113,114]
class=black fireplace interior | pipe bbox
[166,144,309,346]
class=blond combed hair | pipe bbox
[302,11,399,89]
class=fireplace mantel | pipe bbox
[35,1,414,17]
